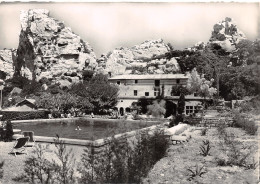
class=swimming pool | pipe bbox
[14,119,160,140]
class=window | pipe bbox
[117,81,120,85]
[135,80,138,84]
[176,79,180,84]
[134,90,138,96]
[186,106,194,115]
[145,92,149,96]
[154,88,160,96]
[194,93,198,97]
[155,80,160,87]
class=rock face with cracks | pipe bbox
[0,49,16,80]
[14,9,97,87]
[96,39,180,76]
[209,17,246,52]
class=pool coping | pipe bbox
[13,124,164,147]
[11,117,162,124]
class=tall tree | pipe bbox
[177,93,185,115]
[186,68,217,100]
[86,73,119,113]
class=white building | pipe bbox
[108,74,204,116]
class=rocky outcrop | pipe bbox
[0,49,16,80]
[15,9,96,87]
[97,39,180,76]
[209,17,246,52]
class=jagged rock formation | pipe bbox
[97,39,180,76]
[0,49,16,80]
[209,17,246,52]
[15,9,96,87]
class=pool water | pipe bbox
[14,119,160,140]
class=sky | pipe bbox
[0,2,259,57]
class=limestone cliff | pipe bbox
[0,49,16,80]
[15,9,97,87]
[97,39,180,76]
[209,17,246,51]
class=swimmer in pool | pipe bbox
[75,126,81,131]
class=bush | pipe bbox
[169,114,183,128]
[200,127,208,136]
[187,164,207,181]
[0,120,14,142]
[1,111,48,121]
[0,161,4,179]
[199,140,211,156]
[216,125,256,168]
[13,136,76,184]
[147,100,166,118]
[79,128,169,183]
[233,111,258,135]
[15,129,169,183]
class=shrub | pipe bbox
[0,161,4,179]
[147,100,166,118]
[216,125,256,168]
[13,136,76,184]
[233,110,258,135]
[199,140,211,156]
[79,128,169,183]
[53,136,77,184]
[82,70,94,81]
[169,114,183,128]
[13,144,57,183]
[200,127,208,136]
[2,120,14,142]
[187,164,207,181]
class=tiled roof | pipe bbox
[109,74,188,80]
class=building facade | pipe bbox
[108,74,204,116]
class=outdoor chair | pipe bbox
[22,131,36,147]
[9,137,30,157]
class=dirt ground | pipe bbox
[143,126,259,184]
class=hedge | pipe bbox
[0,110,49,121]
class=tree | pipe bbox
[219,63,260,100]
[135,97,152,114]
[177,93,185,115]
[186,68,217,102]
[86,73,119,113]
[147,100,166,118]
[82,70,95,81]
[35,93,81,113]
[171,85,189,96]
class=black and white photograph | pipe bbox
[0,1,259,183]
